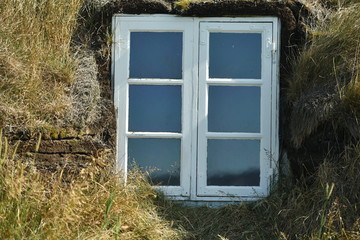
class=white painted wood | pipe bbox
[259,22,273,196]
[196,21,209,199]
[190,19,200,200]
[113,18,131,175]
[128,79,183,85]
[268,18,281,190]
[112,15,280,202]
[207,79,263,86]
[126,132,182,138]
[179,21,194,196]
[206,132,262,139]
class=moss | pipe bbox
[58,129,67,139]
[49,130,59,140]
[174,0,204,10]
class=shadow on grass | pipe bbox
[153,195,276,240]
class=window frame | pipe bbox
[112,14,280,202]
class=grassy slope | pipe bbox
[0,0,359,239]
[0,0,82,131]
[1,137,359,240]
[288,2,360,147]
[0,134,184,240]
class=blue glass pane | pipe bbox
[207,139,260,186]
[208,86,260,133]
[129,85,181,132]
[209,33,261,79]
[128,138,181,186]
[130,32,183,79]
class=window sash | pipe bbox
[196,22,273,197]
[113,18,194,197]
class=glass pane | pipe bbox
[128,138,181,186]
[207,139,260,186]
[208,86,260,133]
[130,32,183,79]
[129,85,181,132]
[209,33,261,79]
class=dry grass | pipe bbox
[0,133,184,240]
[0,0,83,131]
[161,145,360,240]
[67,50,103,128]
[1,131,359,240]
[288,3,360,147]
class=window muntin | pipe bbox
[113,15,279,201]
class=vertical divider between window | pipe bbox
[190,18,200,199]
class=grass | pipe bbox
[289,3,360,102]
[0,133,184,240]
[159,145,360,240]
[0,0,83,131]
[288,2,360,147]
[1,131,359,239]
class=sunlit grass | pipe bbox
[0,0,83,131]
[0,133,184,239]
[1,129,359,239]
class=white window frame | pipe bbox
[112,14,280,202]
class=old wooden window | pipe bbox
[112,15,280,201]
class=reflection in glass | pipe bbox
[130,32,183,79]
[208,86,260,133]
[209,33,261,79]
[128,138,181,186]
[129,85,182,132]
[207,139,260,186]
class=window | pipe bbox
[112,15,280,201]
